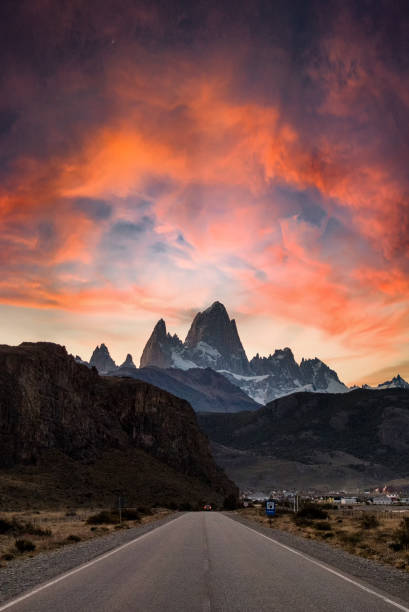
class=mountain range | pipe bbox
[77,301,408,412]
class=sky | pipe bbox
[0,0,408,385]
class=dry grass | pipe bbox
[0,507,171,567]
[238,506,409,571]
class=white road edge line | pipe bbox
[235,519,409,612]
[0,514,184,611]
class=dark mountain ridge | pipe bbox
[112,365,259,413]
[198,388,409,491]
[0,342,237,509]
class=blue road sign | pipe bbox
[265,500,276,516]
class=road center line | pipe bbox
[0,514,184,611]
[232,517,409,612]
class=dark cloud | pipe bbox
[73,197,112,220]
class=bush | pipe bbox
[121,509,140,521]
[295,504,328,520]
[0,519,15,534]
[360,514,379,530]
[66,534,81,542]
[313,521,332,531]
[15,539,36,553]
[338,531,362,546]
[86,511,118,525]
[137,506,152,516]
[391,517,409,551]
[24,523,52,537]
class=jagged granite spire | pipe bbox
[139,319,183,368]
[89,343,117,374]
[184,301,250,374]
[120,353,136,369]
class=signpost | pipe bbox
[265,500,276,527]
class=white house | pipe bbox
[372,496,392,505]
[340,497,358,505]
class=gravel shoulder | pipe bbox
[0,512,179,605]
[229,512,409,605]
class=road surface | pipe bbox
[1,512,408,612]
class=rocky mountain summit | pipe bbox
[138,301,348,404]
[0,342,237,508]
[375,374,409,390]
[89,343,116,374]
[79,301,408,409]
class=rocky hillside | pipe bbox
[198,389,409,492]
[111,365,259,413]
[0,342,237,509]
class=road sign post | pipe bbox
[265,500,276,527]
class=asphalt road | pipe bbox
[1,512,408,612]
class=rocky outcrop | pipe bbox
[89,343,117,374]
[0,342,237,504]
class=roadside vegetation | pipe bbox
[238,504,409,572]
[0,507,170,567]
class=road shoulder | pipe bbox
[227,512,409,605]
[0,513,180,605]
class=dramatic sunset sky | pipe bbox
[1,0,408,384]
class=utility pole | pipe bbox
[118,496,122,524]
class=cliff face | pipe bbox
[0,342,237,505]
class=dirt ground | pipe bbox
[238,506,409,571]
[0,507,171,566]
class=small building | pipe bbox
[340,497,358,505]
[372,496,392,505]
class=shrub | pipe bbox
[121,509,140,521]
[24,523,52,537]
[295,504,328,520]
[137,506,152,516]
[0,519,15,534]
[293,516,312,527]
[360,514,379,530]
[338,531,362,546]
[313,521,332,531]
[15,539,36,553]
[66,534,81,542]
[86,511,118,525]
[391,517,409,551]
